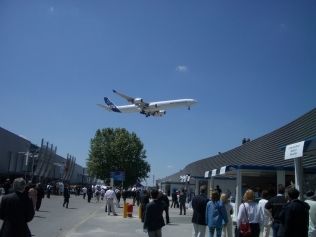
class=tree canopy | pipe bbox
[87,128,151,187]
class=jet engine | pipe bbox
[152,110,166,117]
[133,98,143,105]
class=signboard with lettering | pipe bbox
[285,141,305,160]
[110,171,125,181]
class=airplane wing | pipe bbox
[112,90,134,104]
[112,89,149,108]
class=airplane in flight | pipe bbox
[97,90,197,117]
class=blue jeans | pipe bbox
[272,222,281,237]
[208,226,222,237]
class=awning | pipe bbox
[204,165,295,178]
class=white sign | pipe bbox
[220,166,226,175]
[204,171,209,178]
[285,141,305,160]
[211,169,217,177]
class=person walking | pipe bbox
[105,187,118,216]
[28,183,37,211]
[82,186,87,199]
[3,179,11,195]
[258,190,272,237]
[279,187,309,237]
[63,184,70,208]
[46,183,52,198]
[36,183,45,211]
[192,185,209,237]
[143,189,165,237]
[237,189,263,237]
[221,193,234,237]
[122,189,128,204]
[170,190,178,208]
[158,191,170,224]
[87,185,93,203]
[140,190,150,222]
[0,177,35,237]
[265,184,287,237]
[101,187,106,201]
[215,185,222,196]
[305,190,316,237]
[179,189,187,215]
[95,186,101,203]
[206,191,228,237]
[116,188,121,208]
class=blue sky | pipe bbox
[1,1,315,185]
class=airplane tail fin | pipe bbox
[103,97,121,113]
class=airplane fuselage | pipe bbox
[98,90,197,117]
[116,99,196,113]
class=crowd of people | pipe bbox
[190,184,316,237]
[1,178,316,237]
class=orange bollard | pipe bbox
[138,205,142,219]
[123,202,128,218]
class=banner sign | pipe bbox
[110,171,125,181]
[204,171,209,178]
[211,169,217,177]
[220,166,226,175]
[285,141,305,160]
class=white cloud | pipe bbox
[176,65,188,73]
[167,165,173,169]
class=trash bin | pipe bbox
[127,204,133,217]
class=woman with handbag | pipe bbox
[237,189,263,237]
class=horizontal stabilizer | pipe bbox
[97,104,109,110]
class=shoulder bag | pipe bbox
[239,203,252,237]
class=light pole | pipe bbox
[18,151,39,182]
[18,151,29,180]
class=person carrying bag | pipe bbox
[239,203,252,236]
[237,189,263,237]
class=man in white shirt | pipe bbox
[82,186,87,199]
[105,187,118,216]
[258,190,272,237]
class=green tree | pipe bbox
[87,128,150,187]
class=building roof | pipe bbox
[159,108,316,183]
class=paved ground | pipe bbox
[26,195,194,237]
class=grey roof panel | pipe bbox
[160,108,316,182]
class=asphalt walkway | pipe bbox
[26,195,194,237]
